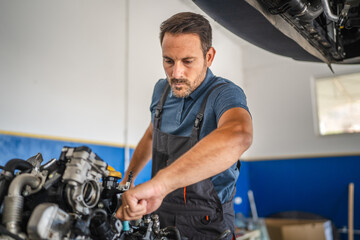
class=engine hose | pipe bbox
[288,0,323,22]
[2,173,41,234]
[161,226,181,240]
[321,0,339,22]
[0,159,34,207]
[3,159,33,173]
[265,0,323,22]
[89,209,117,240]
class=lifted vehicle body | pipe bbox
[193,0,360,64]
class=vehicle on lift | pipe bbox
[193,0,360,65]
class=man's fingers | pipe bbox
[116,200,147,221]
[128,201,146,213]
[115,206,124,219]
[123,204,147,220]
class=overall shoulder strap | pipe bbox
[194,82,227,129]
[189,82,228,142]
[154,83,171,129]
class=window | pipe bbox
[314,72,360,135]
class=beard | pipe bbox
[168,65,208,98]
[170,78,192,98]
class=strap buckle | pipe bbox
[194,113,204,128]
[155,108,162,118]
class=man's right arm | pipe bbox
[121,122,153,185]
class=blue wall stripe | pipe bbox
[0,133,124,173]
[244,156,360,231]
[234,161,251,216]
[134,158,152,186]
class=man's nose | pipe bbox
[172,62,184,79]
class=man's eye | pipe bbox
[184,60,193,64]
[164,59,173,64]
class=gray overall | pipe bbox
[152,83,236,240]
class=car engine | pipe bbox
[0,146,181,240]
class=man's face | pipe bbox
[161,33,215,98]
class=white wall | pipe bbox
[0,0,127,143]
[0,0,245,146]
[242,44,360,159]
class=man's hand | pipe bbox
[116,179,167,220]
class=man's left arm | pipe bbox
[117,107,252,220]
[154,107,252,195]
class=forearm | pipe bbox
[115,126,249,220]
[123,123,153,182]
[152,108,253,195]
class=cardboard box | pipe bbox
[265,218,333,240]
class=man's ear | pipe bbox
[206,47,216,67]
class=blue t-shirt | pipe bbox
[150,68,250,203]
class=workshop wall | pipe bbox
[235,156,360,235]
[1,0,359,238]
[0,0,128,144]
[242,44,360,159]
[239,42,360,239]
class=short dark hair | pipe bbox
[160,12,212,56]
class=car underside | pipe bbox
[193,0,360,64]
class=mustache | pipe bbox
[170,78,189,85]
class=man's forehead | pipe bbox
[162,52,199,60]
[162,33,201,47]
[161,33,202,56]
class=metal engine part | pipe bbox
[0,146,183,240]
[2,173,41,235]
[62,147,109,215]
[27,203,71,240]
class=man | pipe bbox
[116,12,253,239]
